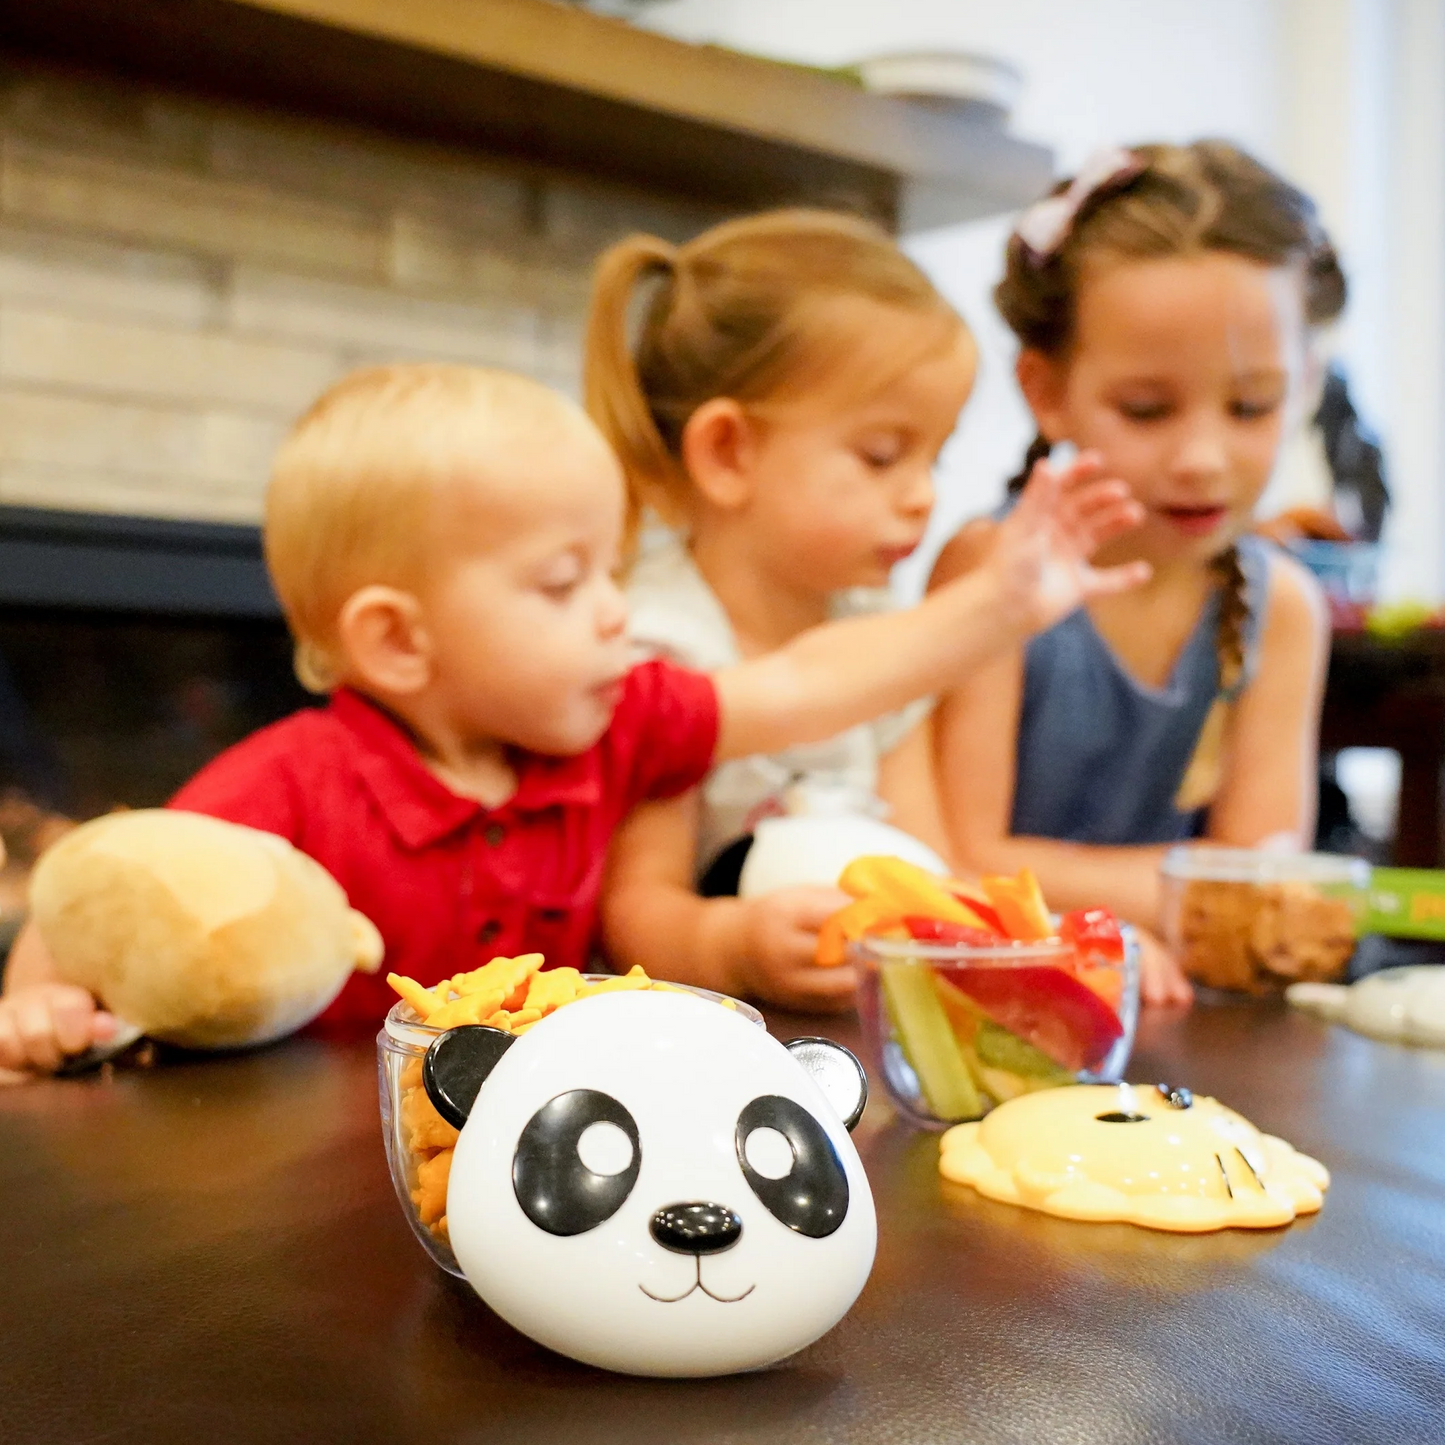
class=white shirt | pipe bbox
[626,530,930,879]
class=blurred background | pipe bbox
[0,0,1437,910]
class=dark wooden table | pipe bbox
[3,1000,1443,1445]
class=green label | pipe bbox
[1362,867,1445,939]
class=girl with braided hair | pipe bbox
[930,141,1343,1006]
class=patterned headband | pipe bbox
[1014,146,1145,264]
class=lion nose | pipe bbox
[649,1201,743,1255]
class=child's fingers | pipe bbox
[1139,936,1194,1008]
[1049,449,1109,493]
[10,994,64,1073]
[1080,560,1152,599]
[1053,478,1138,538]
[1071,497,1146,554]
[1006,456,1063,531]
[49,989,100,1056]
[1142,972,1193,1007]
[773,963,859,1013]
[776,887,854,932]
[0,1009,26,1074]
[91,1010,118,1045]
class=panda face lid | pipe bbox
[424,989,877,1377]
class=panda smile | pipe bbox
[640,1257,755,1305]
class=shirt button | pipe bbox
[478,919,502,944]
[484,823,506,848]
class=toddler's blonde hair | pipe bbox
[584,208,966,557]
[265,363,599,692]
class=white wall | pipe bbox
[1277,0,1445,602]
[646,0,1445,602]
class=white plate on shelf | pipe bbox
[855,51,1023,123]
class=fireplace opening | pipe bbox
[0,507,314,955]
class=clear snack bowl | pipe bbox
[1159,846,1370,994]
[378,980,765,1276]
[855,929,1139,1129]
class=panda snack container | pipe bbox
[379,986,878,1378]
[378,979,764,1277]
[856,928,1139,1129]
[1160,845,1368,994]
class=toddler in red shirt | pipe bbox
[0,363,1145,1076]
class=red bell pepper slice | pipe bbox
[947,896,1008,935]
[934,962,1124,1073]
[1060,908,1125,963]
[903,916,1007,947]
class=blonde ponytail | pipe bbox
[583,234,684,554]
[584,208,963,566]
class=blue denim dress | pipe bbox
[1010,535,1271,845]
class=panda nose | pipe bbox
[650,1201,743,1255]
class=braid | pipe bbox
[1174,543,1251,813]
[1210,544,1250,692]
[1006,432,1054,495]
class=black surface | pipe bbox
[0,606,309,814]
[0,506,278,619]
[2,998,1443,1443]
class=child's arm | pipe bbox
[929,517,1189,1005]
[600,791,857,1013]
[0,920,116,1081]
[711,453,1147,763]
[1204,554,1329,846]
[930,533,1329,1009]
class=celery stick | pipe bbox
[881,961,983,1120]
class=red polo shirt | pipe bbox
[168,661,718,1029]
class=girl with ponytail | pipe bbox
[586,208,1143,1011]
[929,141,1344,1006]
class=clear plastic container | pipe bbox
[1160,846,1370,994]
[855,930,1139,1129]
[378,981,765,1276]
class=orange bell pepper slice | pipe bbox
[837,856,992,931]
[1073,963,1126,1013]
[815,896,906,968]
[942,875,992,908]
[980,868,1054,942]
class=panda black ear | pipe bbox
[784,1037,869,1131]
[423,1025,516,1129]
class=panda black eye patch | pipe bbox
[735,1095,849,1239]
[513,1090,641,1236]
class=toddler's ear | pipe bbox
[680,397,759,512]
[337,585,431,696]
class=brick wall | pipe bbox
[0,57,725,523]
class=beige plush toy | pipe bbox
[30,810,383,1049]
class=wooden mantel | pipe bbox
[0,0,1053,230]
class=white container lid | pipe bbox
[1160,845,1370,887]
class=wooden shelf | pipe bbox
[0,0,1052,230]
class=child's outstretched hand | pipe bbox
[1137,927,1194,1008]
[736,886,858,1014]
[0,983,116,1083]
[985,450,1150,635]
